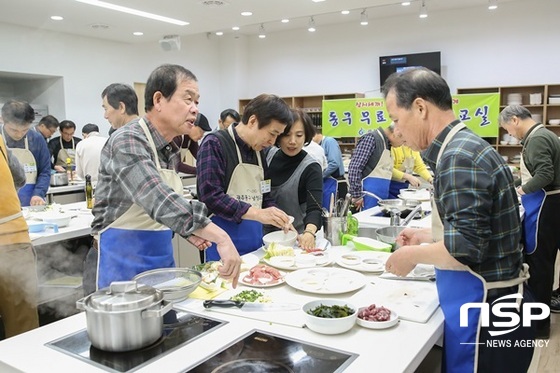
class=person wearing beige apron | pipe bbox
[95,119,183,289]
[429,123,534,372]
[2,122,51,207]
[499,104,560,339]
[196,94,293,262]
[49,120,80,172]
[383,67,535,373]
[348,124,402,209]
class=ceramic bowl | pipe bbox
[262,230,297,249]
[39,213,73,227]
[356,306,399,329]
[302,299,357,335]
[269,255,296,267]
[500,140,509,145]
[548,119,560,125]
[340,254,361,266]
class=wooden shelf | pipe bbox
[458,83,560,159]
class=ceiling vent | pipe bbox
[159,34,181,51]
[200,0,229,6]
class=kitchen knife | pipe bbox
[203,300,300,312]
[381,274,436,282]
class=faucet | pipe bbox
[389,208,401,226]
[401,204,423,227]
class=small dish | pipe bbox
[499,140,508,145]
[548,119,560,125]
[340,254,361,266]
[269,255,296,268]
[295,254,316,268]
[361,258,384,272]
[357,306,399,329]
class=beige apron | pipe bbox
[361,129,393,208]
[2,133,38,185]
[55,137,76,167]
[205,124,266,261]
[224,124,264,209]
[95,119,183,288]
[179,135,196,168]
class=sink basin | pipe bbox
[358,226,384,239]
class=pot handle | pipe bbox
[141,301,173,319]
[109,281,138,294]
[76,298,85,310]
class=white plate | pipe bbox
[285,267,366,295]
[239,270,287,288]
[240,253,260,271]
[357,309,399,329]
[398,193,431,202]
[263,249,332,270]
[336,251,391,273]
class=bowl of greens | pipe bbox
[302,299,357,334]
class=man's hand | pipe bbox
[385,245,417,277]
[30,196,46,206]
[215,238,242,288]
[396,227,432,246]
[403,173,421,188]
[254,207,290,230]
[54,165,65,172]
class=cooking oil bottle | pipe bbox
[66,157,73,182]
[85,174,93,209]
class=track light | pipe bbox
[308,16,316,32]
[360,9,368,26]
[419,1,428,18]
[258,23,266,39]
[488,0,498,10]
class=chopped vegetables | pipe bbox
[263,242,295,259]
[306,304,355,318]
[230,290,271,303]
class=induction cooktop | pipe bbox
[186,330,359,373]
[46,310,225,373]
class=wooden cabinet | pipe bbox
[457,84,560,166]
[239,93,364,155]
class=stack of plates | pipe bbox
[507,93,522,105]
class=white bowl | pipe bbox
[548,119,560,125]
[500,140,508,145]
[302,299,357,335]
[262,230,297,249]
[38,213,74,227]
[340,254,361,266]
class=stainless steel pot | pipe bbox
[76,281,173,352]
[50,172,68,186]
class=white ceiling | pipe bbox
[0,0,517,44]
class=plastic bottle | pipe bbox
[85,174,93,209]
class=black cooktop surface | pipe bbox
[186,330,358,373]
[46,310,225,373]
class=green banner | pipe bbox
[452,93,499,137]
[322,93,500,138]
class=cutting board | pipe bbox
[371,278,440,323]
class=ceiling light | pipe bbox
[75,0,188,26]
[133,31,143,36]
[232,26,240,31]
[308,17,316,32]
[215,31,224,36]
[488,0,498,10]
[341,10,350,15]
[50,16,64,21]
[401,1,411,6]
[311,0,326,2]
[360,9,368,26]
[258,23,266,39]
[419,1,428,18]
[241,11,252,16]
[281,19,290,23]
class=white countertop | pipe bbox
[0,241,443,373]
[25,201,93,246]
[47,182,86,194]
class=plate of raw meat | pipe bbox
[239,264,287,288]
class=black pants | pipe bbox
[525,193,560,333]
[82,243,98,297]
[477,286,535,373]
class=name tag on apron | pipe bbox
[24,162,37,173]
[260,179,271,193]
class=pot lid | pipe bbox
[88,281,161,311]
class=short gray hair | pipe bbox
[499,105,532,124]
